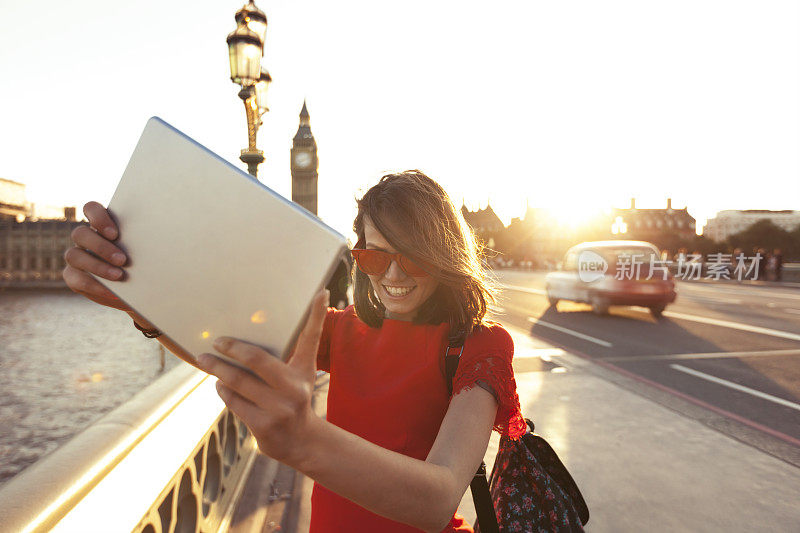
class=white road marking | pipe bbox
[509,347,568,360]
[492,320,576,371]
[707,297,743,304]
[682,294,743,305]
[670,364,800,412]
[527,317,613,347]
[604,348,800,363]
[501,284,547,295]
[678,283,800,301]
[658,310,800,342]
[524,348,568,360]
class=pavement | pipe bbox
[284,320,800,532]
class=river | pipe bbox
[0,288,183,486]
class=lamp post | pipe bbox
[226,1,271,178]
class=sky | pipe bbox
[0,0,798,239]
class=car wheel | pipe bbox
[650,305,666,318]
[591,294,610,315]
[546,289,559,308]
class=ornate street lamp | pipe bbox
[226,22,261,86]
[235,0,267,44]
[226,1,270,178]
[255,67,272,115]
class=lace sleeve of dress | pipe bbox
[451,324,527,440]
[316,307,341,373]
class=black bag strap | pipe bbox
[444,341,463,396]
[469,462,498,533]
[445,332,500,533]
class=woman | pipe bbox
[63,170,524,532]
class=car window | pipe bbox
[564,252,578,271]
[602,247,659,265]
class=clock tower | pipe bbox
[291,100,318,215]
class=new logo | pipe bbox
[578,250,608,282]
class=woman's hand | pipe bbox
[197,289,329,465]
[63,201,131,312]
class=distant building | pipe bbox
[0,176,79,287]
[703,210,800,242]
[1,208,81,287]
[288,101,350,307]
[501,206,587,266]
[517,206,565,259]
[461,202,504,247]
[290,101,318,215]
[492,198,698,267]
[0,178,29,222]
[612,198,696,240]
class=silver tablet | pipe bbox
[92,117,348,369]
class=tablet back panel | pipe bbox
[92,117,348,366]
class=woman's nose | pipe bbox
[383,260,407,281]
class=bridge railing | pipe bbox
[0,363,263,533]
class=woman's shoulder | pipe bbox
[324,304,369,334]
[454,321,526,439]
[465,320,514,357]
[326,304,357,321]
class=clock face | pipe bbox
[294,152,312,168]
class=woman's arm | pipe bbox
[200,290,498,532]
[296,385,497,532]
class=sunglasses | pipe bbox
[351,242,431,277]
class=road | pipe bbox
[489,269,800,452]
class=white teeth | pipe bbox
[384,285,414,297]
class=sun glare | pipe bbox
[544,206,604,228]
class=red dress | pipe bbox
[310,305,526,533]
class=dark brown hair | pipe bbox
[351,170,497,340]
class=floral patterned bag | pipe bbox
[445,334,589,533]
[473,418,589,533]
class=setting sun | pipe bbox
[544,206,607,229]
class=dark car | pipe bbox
[545,240,677,317]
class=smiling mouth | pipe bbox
[383,285,416,297]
